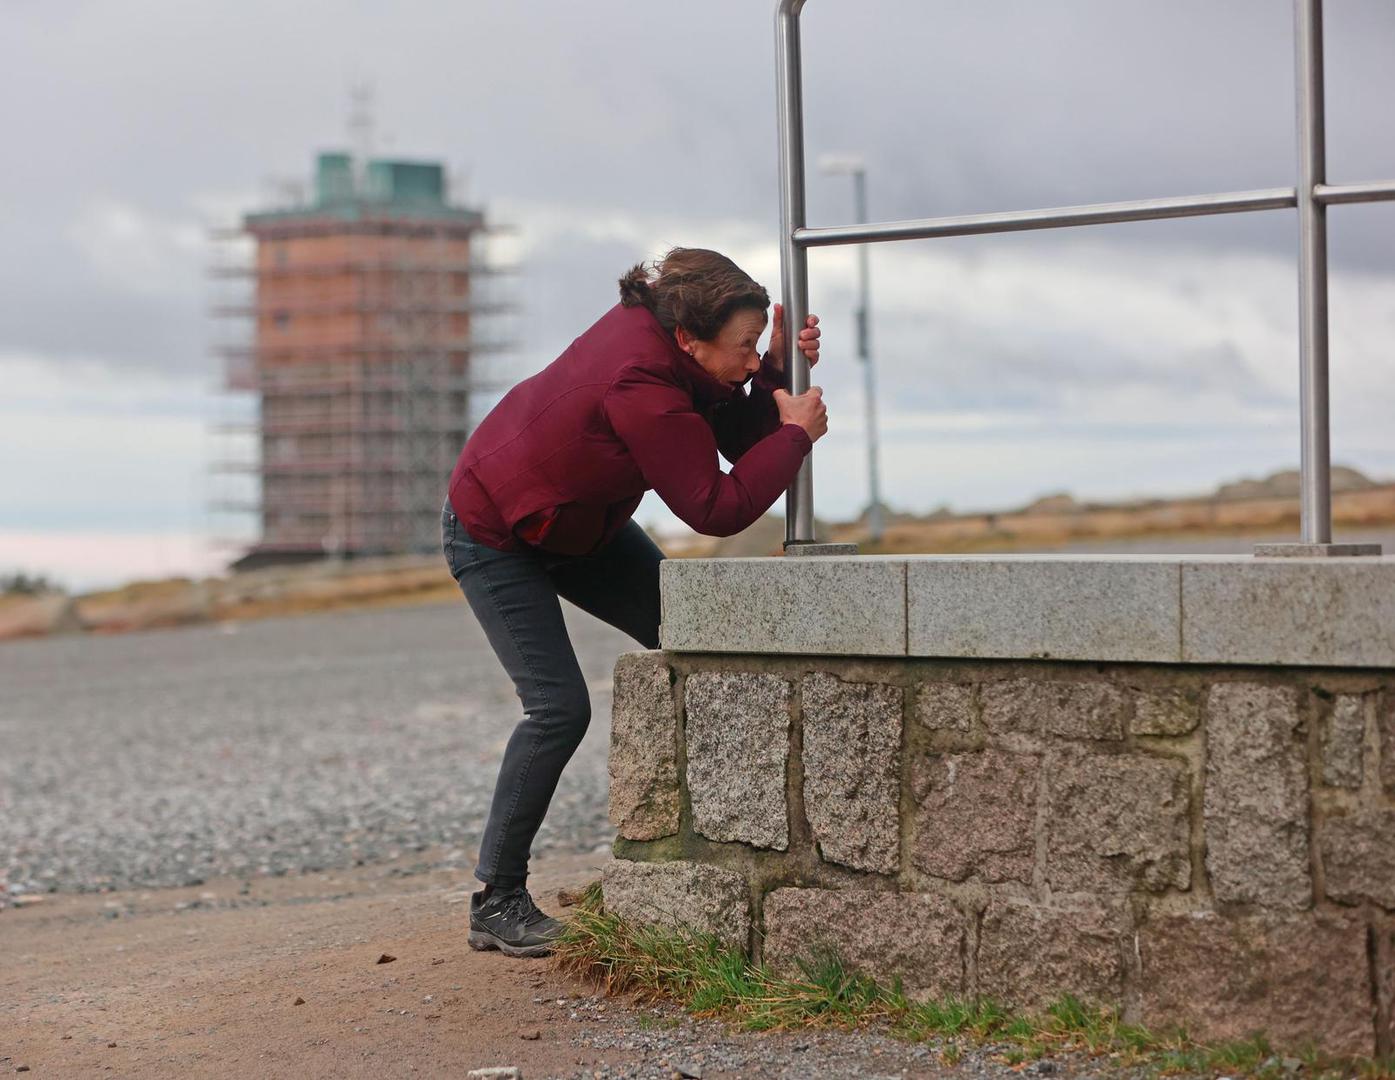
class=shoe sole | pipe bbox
[467,928,554,958]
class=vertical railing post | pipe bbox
[852,168,885,543]
[776,0,815,546]
[1294,0,1333,544]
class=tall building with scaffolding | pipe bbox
[213,152,503,567]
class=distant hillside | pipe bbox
[1213,466,1376,501]
[4,465,1391,642]
[669,465,1395,558]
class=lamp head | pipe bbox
[819,153,865,176]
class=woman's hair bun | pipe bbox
[618,263,655,309]
[617,248,769,339]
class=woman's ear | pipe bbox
[674,326,696,356]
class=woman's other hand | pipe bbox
[766,303,820,372]
[773,386,828,442]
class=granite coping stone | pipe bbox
[907,556,1180,662]
[659,556,905,656]
[658,554,1395,668]
[1182,557,1395,667]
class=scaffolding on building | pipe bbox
[209,152,514,568]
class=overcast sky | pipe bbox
[3,0,1393,588]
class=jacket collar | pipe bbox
[636,306,743,407]
[677,351,745,408]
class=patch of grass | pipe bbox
[552,889,1395,1079]
[897,995,1010,1041]
[555,894,902,1032]
[1207,1034,1273,1073]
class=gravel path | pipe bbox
[0,601,632,896]
[564,998,1059,1080]
[562,1001,1160,1080]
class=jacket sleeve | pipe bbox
[709,353,785,465]
[604,368,811,537]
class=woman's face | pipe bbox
[680,308,768,387]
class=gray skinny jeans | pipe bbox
[441,501,662,889]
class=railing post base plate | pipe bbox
[783,541,860,556]
[1253,542,1383,557]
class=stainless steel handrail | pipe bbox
[775,0,1394,551]
[793,189,1298,248]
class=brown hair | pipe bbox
[618,247,770,341]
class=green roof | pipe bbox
[245,151,483,229]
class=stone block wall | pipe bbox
[603,651,1395,1057]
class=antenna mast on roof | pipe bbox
[348,79,376,187]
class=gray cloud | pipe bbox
[1,0,1391,461]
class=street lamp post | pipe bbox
[821,155,884,543]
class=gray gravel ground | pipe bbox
[550,993,1164,1080]
[0,602,631,897]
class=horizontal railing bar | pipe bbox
[794,187,1298,247]
[1315,180,1395,204]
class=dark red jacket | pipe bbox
[447,302,811,554]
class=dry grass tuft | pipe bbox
[552,885,1395,1079]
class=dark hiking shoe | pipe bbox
[468,886,563,958]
